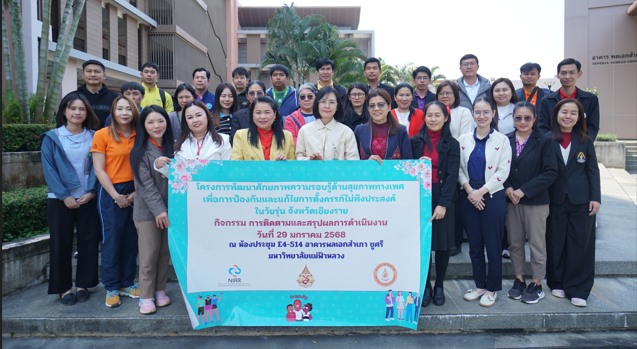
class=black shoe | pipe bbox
[433,287,445,306]
[76,289,90,303]
[422,287,432,307]
[449,245,462,257]
[507,278,526,300]
[60,292,77,306]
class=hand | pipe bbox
[126,192,136,205]
[505,187,518,204]
[114,194,130,208]
[76,192,95,205]
[589,201,601,216]
[511,189,525,203]
[309,153,323,161]
[274,154,287,161]
[468,188,485,211]
[369,155,383,165]
[155,156,171,169]
[155,212,169,229]
[63,196,80,209]
[419,156,431,161]
[430,205,446,221]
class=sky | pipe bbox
[238,0,565,83]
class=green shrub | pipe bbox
[2,186,49,242]
[596,133,617,142]
[2,124,53,152]
[2,92,44,124]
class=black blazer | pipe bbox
[515,87,550,107]
[548,133,601,205]
[411,134,460,208]
[410,90,436,111]
[538,88,600,140]
[503,129,558,205]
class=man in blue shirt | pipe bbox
[192,67,215,112]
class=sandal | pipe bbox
[60,292,77,306]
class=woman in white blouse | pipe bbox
[490,78,518,136]
[296,87,359,160]
[155,100,231,173]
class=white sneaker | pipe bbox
[463,288,486,302]
[479,292,497,307]
[551,289,566,298]
[571,297,587,307]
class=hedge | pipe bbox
[595,133,617,142]
[2,124,53,152]
[2,186,48,242]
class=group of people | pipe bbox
[42,54,601,317]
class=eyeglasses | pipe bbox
[415,76,430,81]
[248,91,264,96]
[438,92,453,97]
[514,116,534,122]
[461,62,477,67]
[349,93,365,98]
[368,102,387,110]
[299,94,314,101]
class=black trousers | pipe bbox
[47,198,100,294]
[546,197,596,300]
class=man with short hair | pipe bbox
[232,67,250,110]
[411,66,436,111]
[140,62,174,112]
[455,54,491,111]
[315,58,347,105]
[105,82,145,126]
[67,59,119,128]
[538,58,600,139]
[266,64,299,123]
[363,57,395,107]
[192,67,215,112]
[516,62,551,107]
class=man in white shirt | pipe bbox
[455,54,491,111]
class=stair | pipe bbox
[623,140,637,174]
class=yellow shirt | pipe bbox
[141,83,174,113]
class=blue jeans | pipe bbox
[98,181,138,291]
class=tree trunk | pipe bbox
[2,3,13,90]
[33,0,51,123]
[44,0,86,122]
[8,0,31,123]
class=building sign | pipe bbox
[591,52,637,66]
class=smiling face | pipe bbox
[521,68,540,87]
[413,72,430,93]
[177,89,195,109]
[184,104,208,136]
[492,81,513,106]
[437,85,455,107]
[298,88,315,113]
[513,106,535,134]
[364,62,381,82]
[348,88,366,108]
[232,74,247,91]
[395,87,413,110]
[123,89,143,108]
[144,111,167,144]
[424,104,448,132]
[557,102,579,132]
[472,100,495,129]
[246,84,265,104]
[114,98,134,126]
[368,95,390,124]
[252,102,276,131]
[318,92,338,123]
[460,58,478,79]
[318,64,333,84]
[558,64,582,90]
[218,87,235,113]
[65,99,87,127]
[82,64,105,89]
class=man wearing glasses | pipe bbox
[411,66,437,111]
[456,54,491,111]
[315,58,348,106]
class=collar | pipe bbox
[317,81,334,90]
[463,78,480,88]
[142,82,158,91]
[317,118,337,130]
[473,128,494,141]
[559,87,577,100]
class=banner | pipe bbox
[167,159,432,329]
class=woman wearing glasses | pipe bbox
[284,83,318,144]
[503,101,557,305]
[341,83,370,132]
[230,80,266,142]
[296,87,359,160]
[355,89,412,162]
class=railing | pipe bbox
[148,0,174,25]
[148,33,175,80]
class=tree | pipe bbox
[430,66,446,87]
[261,3,365,87]
[3,0,86,123]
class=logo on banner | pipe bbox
[228,264,242,277]
[373,262,398,287]
[297,265,315,288]
[218,264,251,287]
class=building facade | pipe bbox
[565,0,637,139]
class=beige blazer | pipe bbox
[231,129,296,160]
